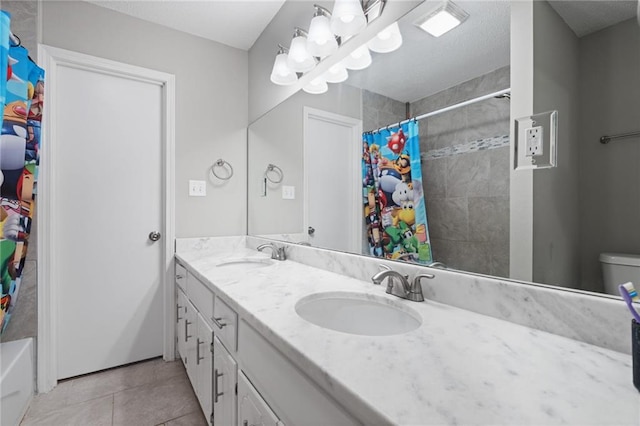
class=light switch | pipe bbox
[189,180,206,197]
[282,185,295,200]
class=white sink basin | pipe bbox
[216,258,272,270]
[295,292,422,336]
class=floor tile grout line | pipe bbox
[22,392,115,423]
[111,393,115,426]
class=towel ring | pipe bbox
[264,164,284,184]
[211,159,233,180]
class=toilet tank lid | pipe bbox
[599,253,640,266]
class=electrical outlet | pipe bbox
[525,126,544,157]
[188,180,206,197]
[282,185,295,200]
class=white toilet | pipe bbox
[599,253,640,295]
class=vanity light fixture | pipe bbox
[303,76,329,94]
[330,0,367,37]
[323,62,349,83]
[367,21,403,53]
[287,27,317,73]
[270,44,298,86]
[307,5,339,58]
[413,0,469,37]
[342,43,372,70]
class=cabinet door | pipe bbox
[176,289,187,360]
[184,298,198,384]
[196,313,214,425]
[237,372,283,426]
[213,337,237,426]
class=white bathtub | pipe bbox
[1,338,34,426]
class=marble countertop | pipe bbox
[176,243,640,425]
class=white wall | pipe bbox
[247,84,361,235]
[531,0,580,288]
[41,1,249,238]
[578,18,640,292]
[509,1,534,281]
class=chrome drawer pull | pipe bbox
[185,319,192,341]
[214,369,224,403]
[176,304,183,323]
[212,317,227,329]
[196,338,204,364]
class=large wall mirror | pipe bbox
[248,0,640,297]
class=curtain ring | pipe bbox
[211,159,233,180]
[265,164,284,184]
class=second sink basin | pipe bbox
[216,258,272,270]
[295,292,422,336]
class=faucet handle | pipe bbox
[409,273,434,302]
[378,264,391,271]
[276,246,287,261]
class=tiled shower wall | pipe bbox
[360,67,511,275]
[414,66,510,276]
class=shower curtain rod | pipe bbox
[368,88,511,134]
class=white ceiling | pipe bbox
[86,0,287,50]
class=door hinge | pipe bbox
[235,382,238,395]
[210,412,214,425]
[210,342,214,353]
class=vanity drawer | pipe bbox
[186,272,214,324]
[213,296,238,352]
[175,262,187,291]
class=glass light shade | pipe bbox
[270,53,297,85]
[330,0,367,37]
[287,35,316,73]
[323,62,349,83]
[303,77,328,94]
[342,44,372,70]
[367,22,403,53]
[414,1,469,37]
[307,15,339,58]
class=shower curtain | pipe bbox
[363,120,432,264]
[0,10,45,333]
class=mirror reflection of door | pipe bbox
[303,108,362,253]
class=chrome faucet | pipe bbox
[256,243,286,261]
[371,265,433,302]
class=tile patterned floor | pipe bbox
[20,357,207,426]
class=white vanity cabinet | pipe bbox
[195,313,214,424]
[176,259,356,426]
[213,336,237,426]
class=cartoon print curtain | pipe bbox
[0,11,45,333]
[362,120,432,264]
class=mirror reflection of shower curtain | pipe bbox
[362,120,433,264]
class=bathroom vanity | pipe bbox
[175,236,639,425]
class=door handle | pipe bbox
[212,317,227,329]
[308,226,315,236]
[149,231,161,242]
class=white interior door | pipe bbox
[42,47,172,380]
[304,108,362,253]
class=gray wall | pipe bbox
[41,1,249,238]
[414,67,511,276]
[531,1,581,289]
[0,0,39,343]
[578,18,640,292]
[248,84,362,236]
